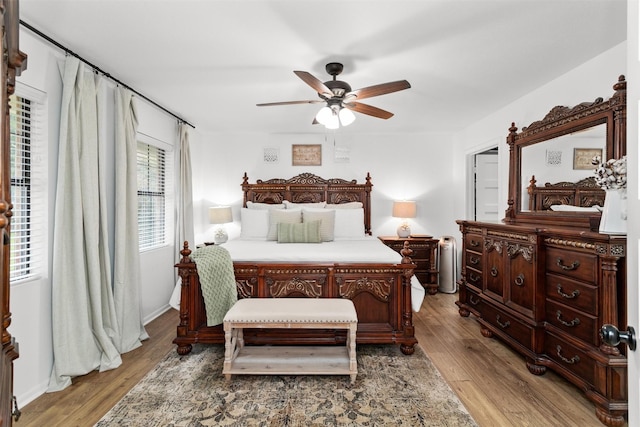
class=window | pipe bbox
[9,91,44,282]
[137,141,167,250]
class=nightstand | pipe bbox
[378,235,439,295]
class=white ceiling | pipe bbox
[19,0,626,136]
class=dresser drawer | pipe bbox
[411,252,431,263]
[545,332,596,386]
[546,299,598,345]
[465,286,483,309]
[464,233,483,252]
[545,273,598,315]
[465,251,482,271]
[481,303,534,350]
[545,247,597,283]
[465,267,482,290]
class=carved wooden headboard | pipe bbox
[527,175,605,211]
[241,172,373,235]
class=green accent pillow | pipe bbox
[277,220,322,243]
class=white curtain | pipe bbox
[176,123,194,255]
[113,87,149,352]
[170,123,194,309]
[48,57,121,391]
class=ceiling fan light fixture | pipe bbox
[338,107,356,126]
[315,106,332,125]
[325,113,340,129]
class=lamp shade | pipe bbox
[392,201,416,219]
[209,206,232,224]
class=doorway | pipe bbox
[473,147,499,221]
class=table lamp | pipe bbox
[209,206,233,244]
[392,200,416,238]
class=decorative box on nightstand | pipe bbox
[378,235,439,294]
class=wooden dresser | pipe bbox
[378,236,439,294]
[457,221,627,426]
[457,76,628,427]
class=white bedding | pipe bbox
[225,235,399,263]
[170,236,426,312]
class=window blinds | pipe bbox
[137,141,167,250]
[9,95,37,281]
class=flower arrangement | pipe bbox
[592,155,627,190]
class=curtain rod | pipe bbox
[19,20,195,129]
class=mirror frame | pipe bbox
[504,75,626,229]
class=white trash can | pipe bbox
[438,236,457,293]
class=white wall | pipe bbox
[10,28,183,406]
[191,131,457,244]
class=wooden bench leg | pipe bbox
[348,323,357,383]
[223,322,234,381]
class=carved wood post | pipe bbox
[598,242,625,356]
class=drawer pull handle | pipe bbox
[514,273,525,287]
[556,285,580,299]
[469,295,480,305]
[470,239,480,247]
[496,315,510,329]
[469,272,481,283]
[469,256,480,265]
[490,267,498,277]
[556,310,580,327]
[556,345,580,364]
[557,258,580,271]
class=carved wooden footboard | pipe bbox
[174,241,417,355]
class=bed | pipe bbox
[173,172,422,356]
[527,175,604,211]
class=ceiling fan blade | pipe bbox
[256,100,324,107]
[344,102,394,119]
[345,80,411,101]
[294,70,334,98]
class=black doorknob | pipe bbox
[600,324,636,351]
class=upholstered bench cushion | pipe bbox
[223,298,357,324]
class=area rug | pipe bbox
[96,344,478,426]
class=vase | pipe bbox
[599,189,627,234]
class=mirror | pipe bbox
[504,75,626,229]
[520,124,606,211]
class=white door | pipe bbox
[625,1,639,424]
[474,150,499,221]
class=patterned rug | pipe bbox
[96,344,478,426]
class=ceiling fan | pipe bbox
[256,62,411,129]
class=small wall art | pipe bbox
[263,147,279,164]
[573,148,602,170]
[545,150,562,167]
[292,144,322,166]
[334,146,350,163]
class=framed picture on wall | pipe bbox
[292,144,322,166]
[573,148,602,170]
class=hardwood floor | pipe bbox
[18,293,619,427]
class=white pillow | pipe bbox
[240,208,269,239]
[283,200,326,209]
[334,208,365,238]
[549,204,601,212]
[325,202,363,209]
[267,209,302,240]
[246,201,286,210]
[302,208,335,241]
